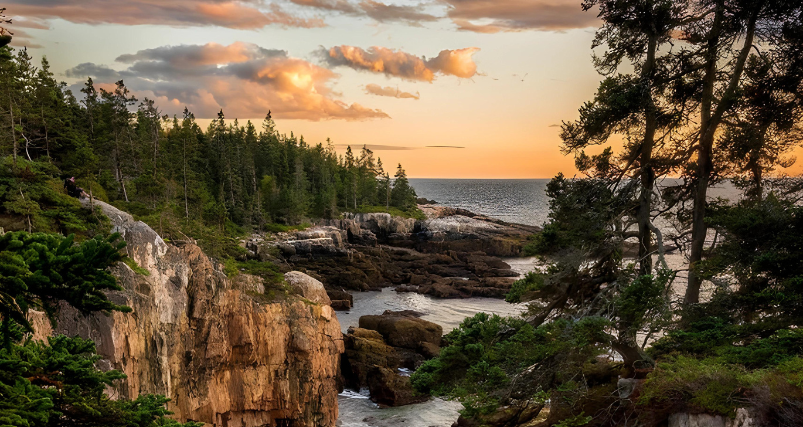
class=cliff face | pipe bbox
[36,201,344,427]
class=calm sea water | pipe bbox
[410,179,551,227]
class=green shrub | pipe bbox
[639,356,759,416]
[506,271,546,303]
[411,313,609,417]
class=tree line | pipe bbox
[0,47,419,237]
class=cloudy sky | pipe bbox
[8,0,612,178]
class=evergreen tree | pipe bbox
[390,163,416,210]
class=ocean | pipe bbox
[410,178,551,227]
[409,178,741,228]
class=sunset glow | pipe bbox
[7,0,803,178]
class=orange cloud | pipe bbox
[442,0,599,32]
[66,42,388,121]
[365,84,420,99]
[8,0,323,30]
[323,45,480,82]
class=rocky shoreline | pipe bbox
[244,205,540,307]
[239,205,541,411]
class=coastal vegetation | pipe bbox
[413,0,803,425]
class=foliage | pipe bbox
[652,196,803,367]
[0,158,108,236]
[0,231,130,344]
[555,413,593,427]
[639,356,757,416]
[505,271,546,303]
[0,335,201,427]
[389,164,417,211]
[411,313,610,416]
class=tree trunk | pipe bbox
[9,99,15,169]
[42,106,50,159]
[115,135,129,202]
[686,6,757,305]
[183,136,189,221]
[153,126,159,178]
[613,338,646,377]
[637,35,658,276]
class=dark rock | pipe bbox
[330,300,351,311]
[350,229,378,246]
[341,327,393,389]
[452,400,544,427]
[359,311,442,349]
[326,289,353,310]
[418,342,441,358]
[367,366,428,407]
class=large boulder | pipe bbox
[668,410,754,427]
[341,327,394,389]
[340,326,430,408]
[367,366,428,407]
[284,271,331,305]
[359,310,442,349]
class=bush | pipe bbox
[0,335,201,427]
[411,313,610,417]
[639,356,758,416]
[506,271,546,303]
[651,319,803,369]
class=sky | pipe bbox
[7,0,800,178]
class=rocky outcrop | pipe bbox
[359,310,442,350]
[285,271,331,304]
[367,365,427,407]
[341,311,442,407]
[39,200,344,427]
[241,207,535,301]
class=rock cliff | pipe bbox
[35,200,344,427]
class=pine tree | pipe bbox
[390,163,416,211]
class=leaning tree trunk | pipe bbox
[686,7,757,305]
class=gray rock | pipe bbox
[617,378,639,399]
[284,271,332,305]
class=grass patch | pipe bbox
[123,257,150,276]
